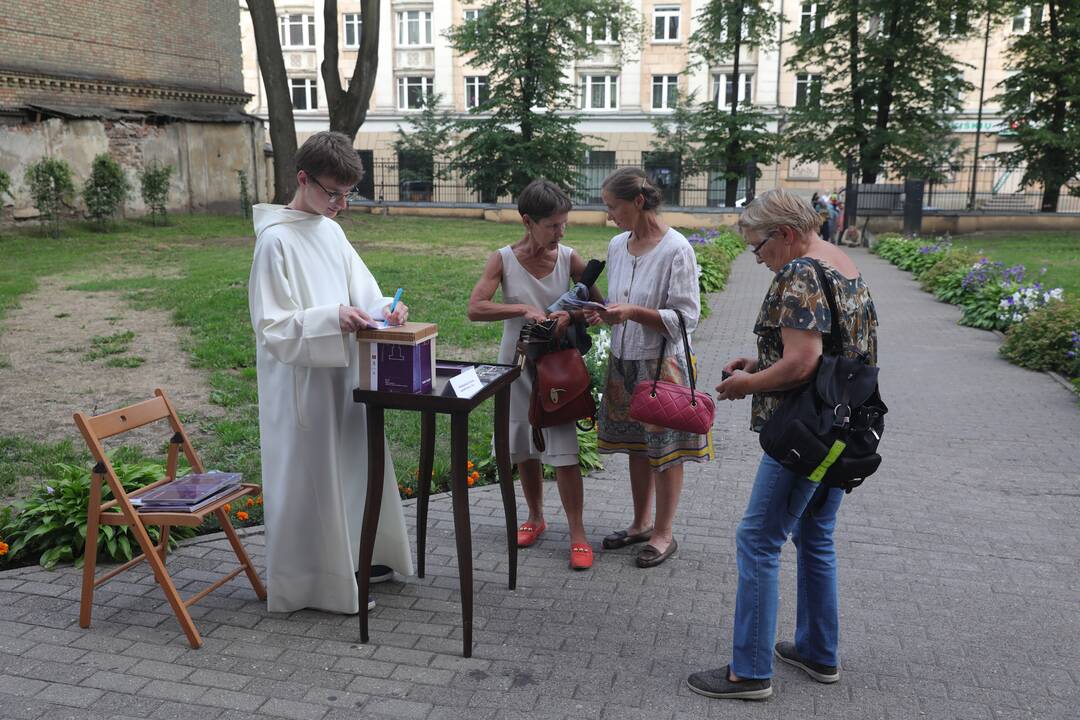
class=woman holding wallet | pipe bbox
[584,167,714,568]
[467,179,601,570]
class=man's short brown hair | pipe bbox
[295,131,364,186]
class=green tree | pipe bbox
[24,157,76,239]
[993,1,1080,212]
[139,162,173,226]
[685,0,782,206]
[82,154,132,230]
[784,0,973,184]
[445,0,641,200]
[393,93,454,186]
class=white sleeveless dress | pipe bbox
[496,244,581,467]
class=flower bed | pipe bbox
[874,234,1079,392]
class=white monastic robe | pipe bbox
[249,203,413,614]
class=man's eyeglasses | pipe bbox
[304,171,350,203]
[751,230,779,256]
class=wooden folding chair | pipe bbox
[73,388,266,648]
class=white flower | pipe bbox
[1049,288,1064,301]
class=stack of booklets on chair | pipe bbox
[131,472,242,513]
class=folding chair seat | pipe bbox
[73,388,266,648]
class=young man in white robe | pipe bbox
[249,131,414,614]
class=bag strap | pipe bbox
[650,309,697,402]
[807,258,845,357]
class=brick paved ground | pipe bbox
[0,248,1077,720]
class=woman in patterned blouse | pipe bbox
[687,188,878,701]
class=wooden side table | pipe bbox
[353,361,520,657]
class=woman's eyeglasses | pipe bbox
[751,230,778,256]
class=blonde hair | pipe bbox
[737,188,821,238]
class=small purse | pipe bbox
[628,309,715,435]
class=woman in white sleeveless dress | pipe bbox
[467,180,601,570]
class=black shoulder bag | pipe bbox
[758,259,887,492]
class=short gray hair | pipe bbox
[737,188,821,237]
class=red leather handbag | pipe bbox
[528,347,596,451]
[629,309,714,435]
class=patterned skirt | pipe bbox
[596,354,715,472]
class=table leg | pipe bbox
[416,410,436,579]
[358,404,385,644]
[449,411,473,657]
[493,386,517,590]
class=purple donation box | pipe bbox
[356,322,437,394]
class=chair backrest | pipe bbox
[73,389,205,506]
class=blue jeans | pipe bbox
[731,453,845,679]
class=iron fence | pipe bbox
[351,159,754,208]
[851,161,1080,214]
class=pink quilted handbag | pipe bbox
[628,310,715,435]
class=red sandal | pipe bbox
[570,543,594,570]
[516,521,546,548]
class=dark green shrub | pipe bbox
[0,168,11,200]
[140,161,174,225]
[83,154,131,229]
[1000,299,1080,376]
[0,458,196,569]
[24,157,76,238]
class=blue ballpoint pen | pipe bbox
[389,287,404,314]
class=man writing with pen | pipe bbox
[249,131,414,616]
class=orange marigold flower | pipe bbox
[237,511,249,522]
[467,476,475,487]
[470,471,480,481]
[223,503,231,514]
[246,498,255,507]
[0,541,8,557]
[467,460,474,471]
[404,487,414,497]
[256,496,263,505]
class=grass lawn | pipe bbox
[951,231,1080,297]
[0,212,618,498]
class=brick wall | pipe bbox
[0,1,244,98]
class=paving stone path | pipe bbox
[0,248,1077,720]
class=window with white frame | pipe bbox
[795,73,822,107]
[653,6,680,41]
[397,75,433,110]
[580,75,619,110]
[290,77,318,110]
[344,13,362,48]
[279,14,315,48]
[1011,6,1033,33]
[800,3,823,35]
[465,76,490,109]
[463,8,484,23]
[652,75,678,110]
[397,10,433,46]
[939,7,971,37]
[588,15,619,43]
[713,72,753,108]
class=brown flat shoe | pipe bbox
[636,538,678,568]
[601,527,654,550]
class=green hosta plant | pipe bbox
[0,457,195,569]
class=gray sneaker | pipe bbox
[370,565,394,584]
[774,641,840,683]
[686,665,773,700]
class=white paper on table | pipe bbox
[448,367,483,398]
